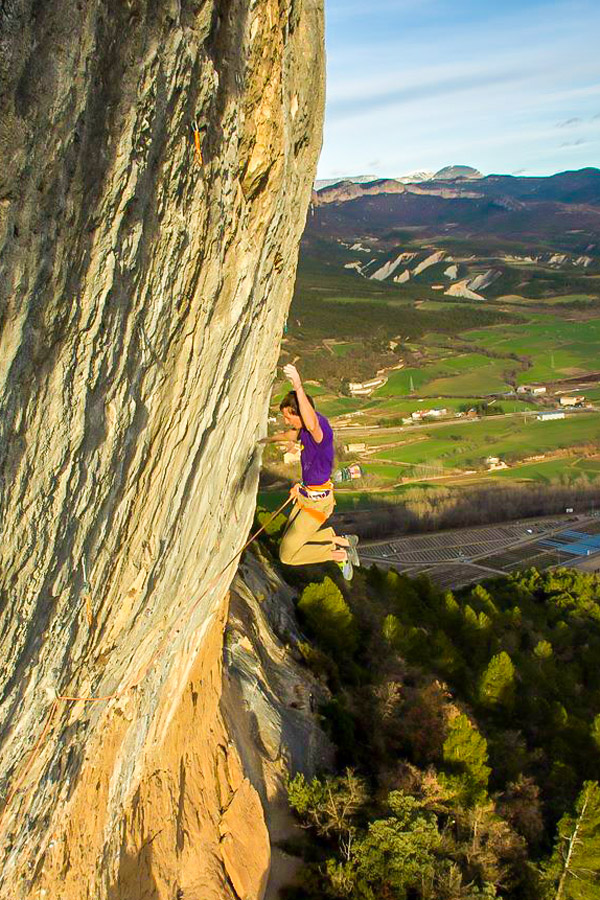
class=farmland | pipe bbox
[263,175,600,510]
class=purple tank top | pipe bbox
[299,412,334,485]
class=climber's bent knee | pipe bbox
[279,540,298,566]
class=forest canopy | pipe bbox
[277,558,600,900]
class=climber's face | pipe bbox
[281,406,302,430]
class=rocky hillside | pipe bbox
[313,167,600,209]
[305,169,600,254]
[0,1,324,897]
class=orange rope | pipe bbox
[0,495,292,833]
[193,127,203,165]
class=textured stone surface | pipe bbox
[225,548,334,900]
[0,0,324,896]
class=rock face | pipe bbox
[0,1,324,897]
[315,177,406,205]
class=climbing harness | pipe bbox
[0,495,293,835]
[296,481,334,524]
[298,481,333,501]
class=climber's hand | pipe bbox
[283,364,302,390]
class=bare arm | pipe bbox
[258,429,299,444]
[283,364,323,443]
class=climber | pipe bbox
[259,364,359,580]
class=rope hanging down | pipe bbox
[0,495,293,835]
[192,119,204,166]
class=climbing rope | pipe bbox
[192,119,204,166]
[0,495,293,834]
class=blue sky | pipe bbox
[318,0,600,179]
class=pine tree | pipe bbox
[382,613,403,648]
[354,792,441,898]
[298,576,358,657]
[550,780,600,899]
[443,712,491,803]
[287,770,367,856]
[470,583,499,619]
[592,714,600,752]
[478,651,516,710]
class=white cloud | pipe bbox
[319,0,600,177]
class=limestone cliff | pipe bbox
[0,1,324,897]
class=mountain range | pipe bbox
[307,168,600,255]
[314,165,482,192]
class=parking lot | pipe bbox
[359,515,600,590]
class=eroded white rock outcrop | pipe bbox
[0,1,324,897]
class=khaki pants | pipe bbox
[279,492,337,566]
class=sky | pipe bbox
[318,0,600,180]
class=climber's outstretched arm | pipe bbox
[258,429,299,445]
[282,364,323,443]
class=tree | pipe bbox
[382,614,403,648]
[453,801,527,892]
[477,652,516,711]
[255,505,287,538]
[443,713,491,803]
[534,640,553,660]
[287,770,367,862]
[592,714,600,752]
[298,577,358,657]
[470,584,499,619]
[549,780,600,899]
[498,776,545,848]
[398,682,447,764]
[353,792,441,899]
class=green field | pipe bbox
[268,243,600,501]
[257,489,416,512]
[489,456,600,483]
[373,354,514,398]
[372,413,600,470]
[422,358,512,396]
[317,397,365,417]
[331,341,363,356]
[361,396,537,419]
[577,386,600,400]
[464,316,600,384]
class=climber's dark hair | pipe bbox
[279,390,315,416]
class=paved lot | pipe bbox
[359,515,600,590]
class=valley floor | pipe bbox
[359,513,600,590]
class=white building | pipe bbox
[348,376,386,397]
[518,385,546,395]
[486,456,508,470]
[344,443,366,453]
[560,395,585,407]
[537,411,565,421]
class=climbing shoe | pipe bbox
[337,555,353,582]
[344,534,360,567]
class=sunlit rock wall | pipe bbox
[0,0,324,896]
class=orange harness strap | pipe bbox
[303,506,328,524]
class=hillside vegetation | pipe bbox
[260,533,600,899]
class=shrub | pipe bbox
[298,577,358,658]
